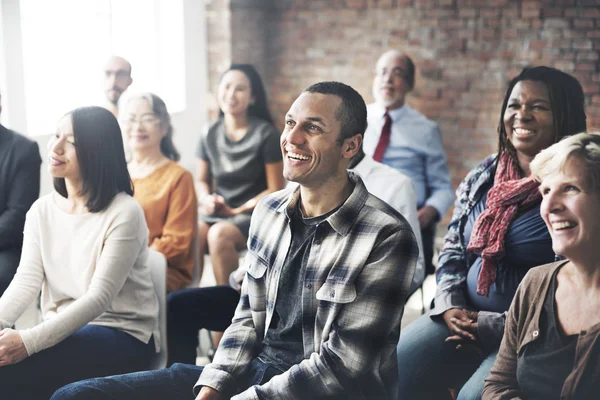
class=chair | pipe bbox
[189,228,202,288]
[147,248,168,370]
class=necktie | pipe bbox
[372,112,392,162]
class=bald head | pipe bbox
[372,50,415,110]
[104,56,133,105]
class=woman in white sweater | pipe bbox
[0,106,159,398]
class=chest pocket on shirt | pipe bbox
[246,253,268,281]
[316,281,357,303]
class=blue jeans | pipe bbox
[397,312,497,400]
[0,324,154,399]
[52,358,282,400]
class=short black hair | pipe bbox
[498,66,587,163]
[219,64,274,125]
[304,81,367,145]
[54,106,133,212]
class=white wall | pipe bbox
[1,0,208,196]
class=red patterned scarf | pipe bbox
[467,152,541,297]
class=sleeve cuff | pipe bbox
[430,290,467,317]
[19,329,35,356]
[194,365,233,396]
[477,311,506,350]
[425,194,453,220]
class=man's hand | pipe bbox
[442,308,479,349]
[196,386,223,400]
[0,329,28,367]
[417,205,438,229]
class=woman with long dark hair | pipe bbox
[196,64,285,285]
[0,106,158,398]
[396,66,587,399]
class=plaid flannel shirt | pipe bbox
[195,171,418,399]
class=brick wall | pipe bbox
[206,0,600,219]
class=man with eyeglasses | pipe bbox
[364,50,453,278]
[0,91,41,296]
[102,56,133,119]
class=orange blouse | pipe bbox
[132,161,197,291]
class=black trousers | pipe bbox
[166,285,240,366]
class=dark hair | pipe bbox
[498,66,587,163]
[128,93,180,161]
[304,81,368,145]
[402,54,416,91]
[218,64,274,124]
[53,106,133,212]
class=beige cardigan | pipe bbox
[483,260,600,399]
[0,193,159,355]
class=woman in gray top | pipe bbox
[196,64,285,286]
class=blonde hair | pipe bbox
[530,131,600,192]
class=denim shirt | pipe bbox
[196,172,419,400]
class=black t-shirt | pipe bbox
[258,202,337,371]
[517,266,578,399]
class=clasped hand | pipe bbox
[443,308,482,353]
[0,328,28,367]
[199,194,237,217]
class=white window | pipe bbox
[18,0,185,136]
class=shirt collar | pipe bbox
[352,154,376,177]
[277,170,369,236]
[374,102,408,122]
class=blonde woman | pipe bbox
[484,133,600,399]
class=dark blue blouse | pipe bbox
[463,183,554,313]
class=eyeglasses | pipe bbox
[375,67,408,80]
[120,116,160,128]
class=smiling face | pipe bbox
[217,70,254,118]
[539,157,600,259]
[48,114,81,182]
[504,80,555,162]
[122,98,166,153]
[281,92,354,188]
[372,51,412,110]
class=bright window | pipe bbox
[19,0,185,136]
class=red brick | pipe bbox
[574,19,595,29]
[574,40,594,50]
[529,40,548,49]
[345,0,367,9]
[522,8,541,18]
[458,8,477,17]
[542,8,564,17]
[577,52,599,61]
[580,8,600,18]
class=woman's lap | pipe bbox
[0,325,154,399]
[397,312,492,399]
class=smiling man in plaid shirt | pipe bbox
[51,81,418,400]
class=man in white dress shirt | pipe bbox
[363,50,453,275]
[349,147,425,292]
